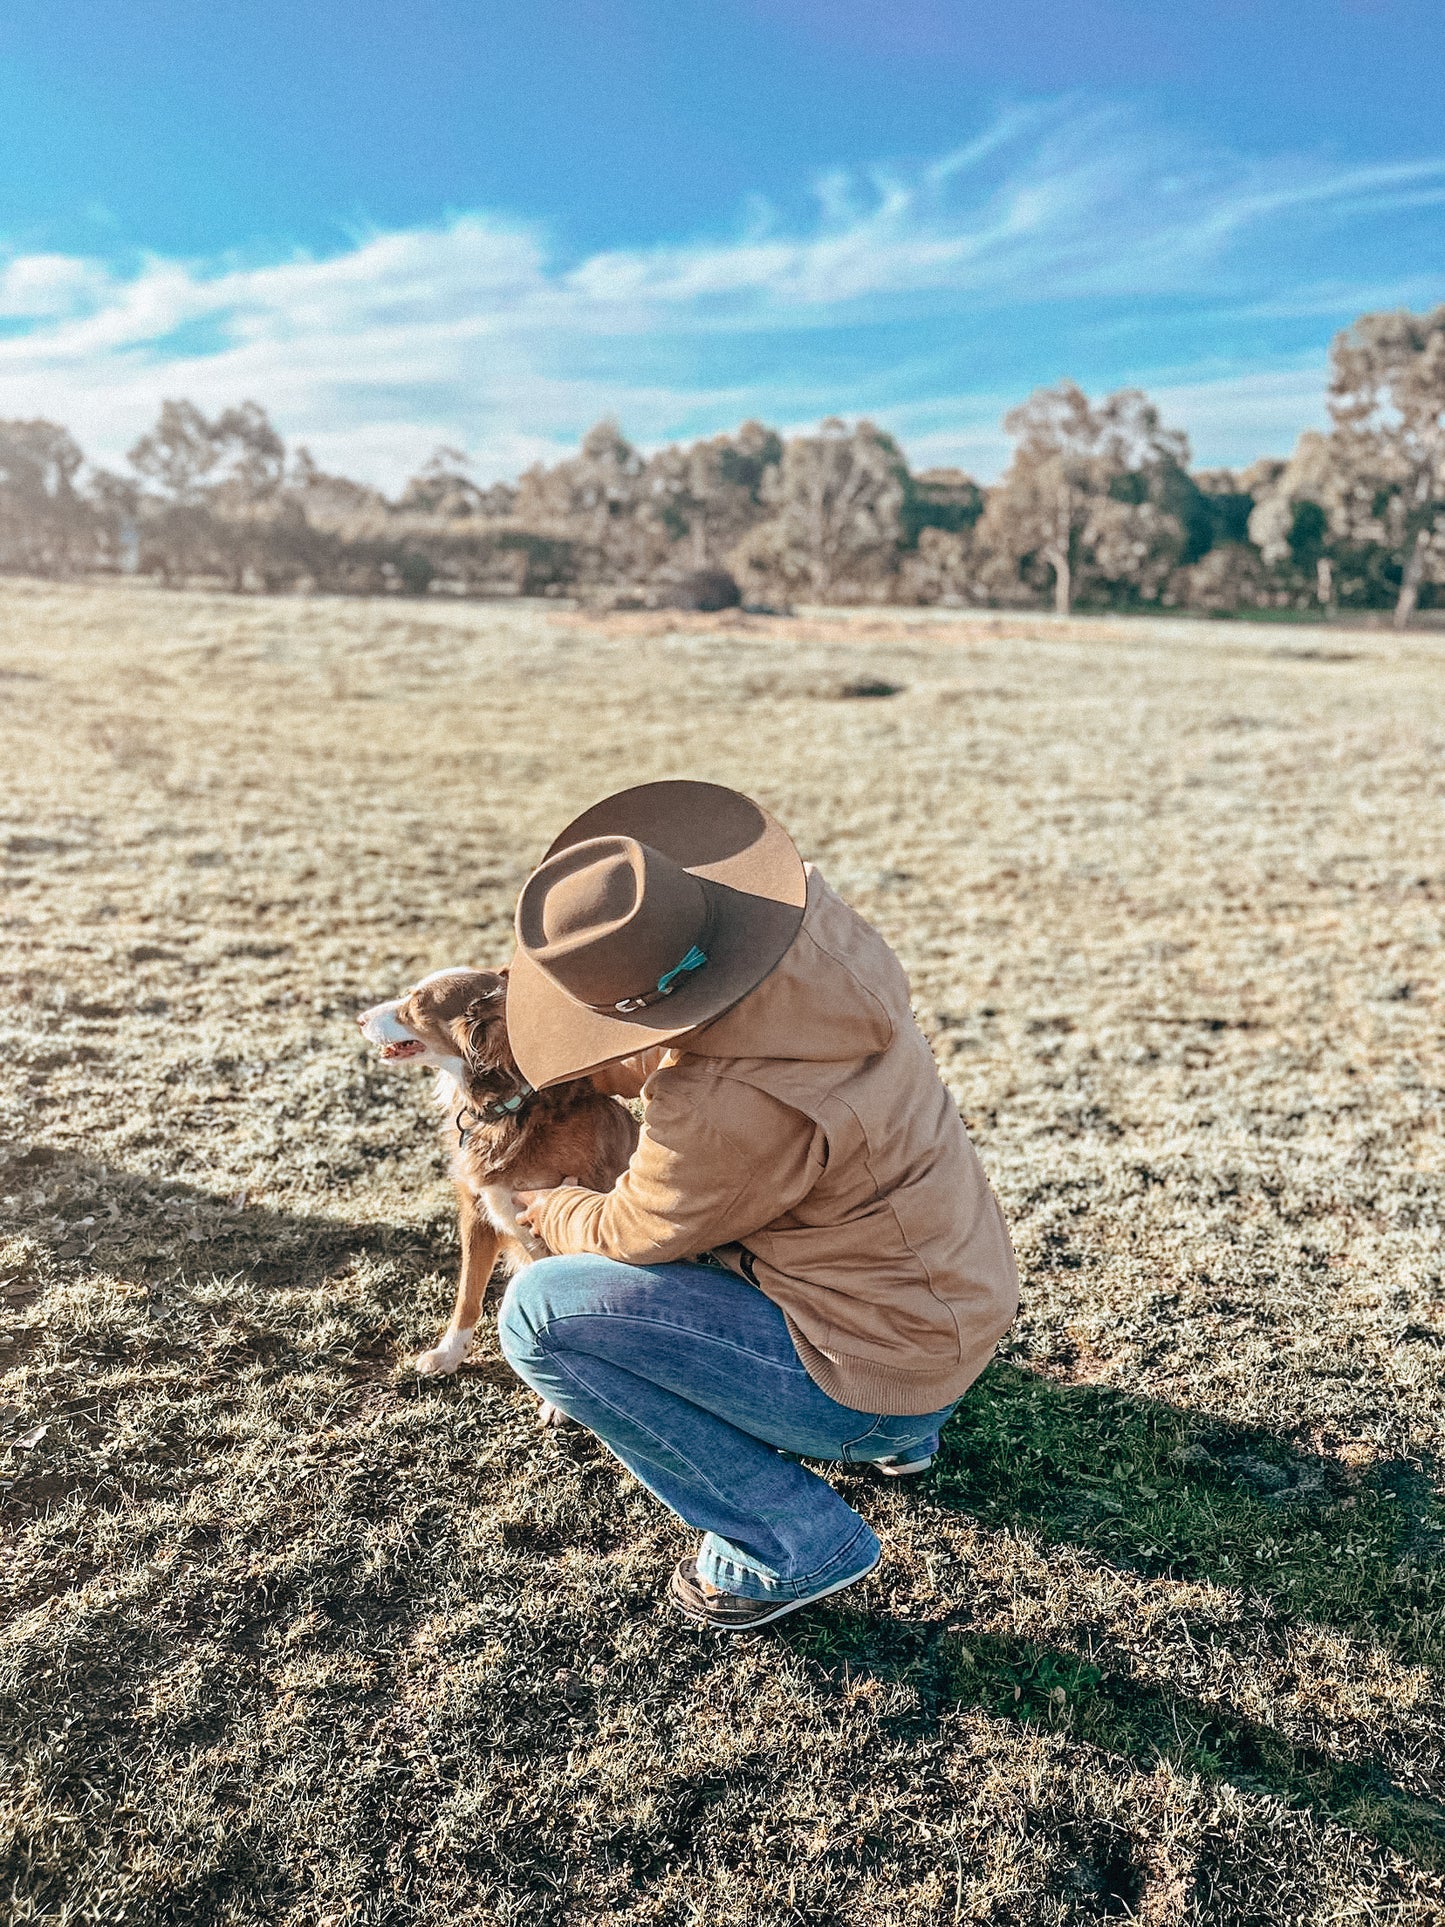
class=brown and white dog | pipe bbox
[356,967,638,1379]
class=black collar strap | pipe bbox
[480,1082,535,1120]
[455,1082,536,1144]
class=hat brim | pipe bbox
[506,781,807,1087]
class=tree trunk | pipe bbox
[1048,546,1072,617]
[1052,477,1073,616]
[1316,555,1336,621]
[808,474,830,600]
[1394,528,1426,631]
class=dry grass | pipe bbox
[1,577,1442,1925]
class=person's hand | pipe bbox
[514,1179,581,1232]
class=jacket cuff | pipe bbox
[531,1184,604,1255]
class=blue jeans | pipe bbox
[497,1254,954,1602]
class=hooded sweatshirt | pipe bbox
[527,867,1019,1415]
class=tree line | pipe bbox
[1,305,1441,626]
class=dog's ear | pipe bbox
[451,984,511,1072]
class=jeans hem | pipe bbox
[697,1520,881,1602]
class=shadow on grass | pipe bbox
[7,1147,1443,1867]
[795,1608,1445,1877]
[930,1360,1442,1652]
[789,1360,1445,1868]
[0,1142,475,1525]
[0,1141,440,1296]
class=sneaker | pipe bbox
[871,1450,935,1477]
[666,1547,881,1632]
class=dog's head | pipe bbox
[356,967,518,1100]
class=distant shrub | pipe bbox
[396,550,435,596]
[664,568,741,612]
[839,677,904,699]
[1166,542,1294,614]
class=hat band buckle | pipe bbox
[609,944,709,1014]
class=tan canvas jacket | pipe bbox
[529,868,1019,1415]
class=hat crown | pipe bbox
[517,834,709,1010]
[506,779,808,1088]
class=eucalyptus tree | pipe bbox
[0,418,89,574]
[977,384,1194,615]
[730,418,909,602]
[1325,306,1445,630]
[1247,432,1345,615]
[127,399,289,586]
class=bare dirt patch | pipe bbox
[1,578,1442,1923]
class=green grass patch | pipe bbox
[934,1363,1444,1660]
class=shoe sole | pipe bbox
[670,1550,881,1631]
[872,1456,934,1477]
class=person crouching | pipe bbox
[501,780,1019,1631]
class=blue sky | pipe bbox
[1,0,1443,486]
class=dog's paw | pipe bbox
[537,1399,574,1430]
[415,1328,473,1376]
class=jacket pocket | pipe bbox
[819,1296,963,1368]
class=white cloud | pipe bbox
[0,101,1440,485]
[1149,364,1332,468]
[0,252,115,320]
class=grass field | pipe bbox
[1,578,1443,1925]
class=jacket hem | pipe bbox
[780,1311,999,1417]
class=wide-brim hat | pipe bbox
[507,780,807,1088]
